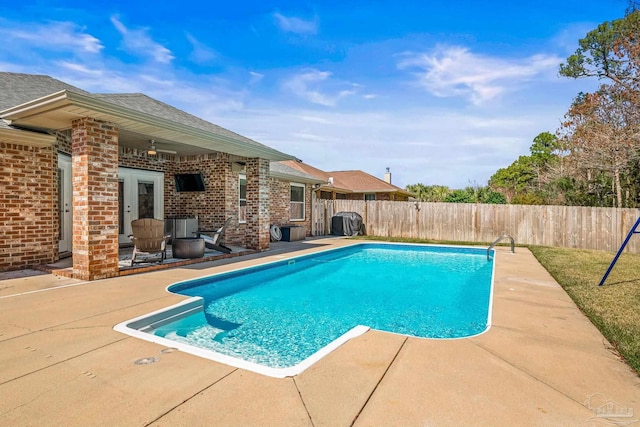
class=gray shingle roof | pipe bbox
[0,72,88,111]
[92,93,269,150]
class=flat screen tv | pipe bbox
[174,173,206,192]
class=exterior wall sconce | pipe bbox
[148,140,157,155]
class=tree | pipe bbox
[482,191,507,204]
[556,6,640,207]
[559,10,640,93]
[558,85,640,207]
[489,156,536,200]
[530,132,561,184]
[444,188,476,203]
[442,185,507,204]
[405,184,450,202]
[489,131,561,201]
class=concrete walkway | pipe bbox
[1,239,639,426]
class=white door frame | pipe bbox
[58,154,72,253]
[118,167,164,244]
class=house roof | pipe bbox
[280,160,413,196]
[0,72,294,161]
[269,161,326,184]
[326,170,410,194]
[91,93,268,150]
[0,73,88,110]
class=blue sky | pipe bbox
[0,0,628,188]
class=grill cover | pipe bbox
[331,212,363,236]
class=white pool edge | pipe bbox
[114,297,370,378]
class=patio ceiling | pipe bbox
[0,90,294,161]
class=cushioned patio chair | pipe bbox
[129,218,170,264]
[197,217,233,254]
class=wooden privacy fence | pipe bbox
[312,199,640,253]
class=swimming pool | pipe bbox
[115,242,494,377]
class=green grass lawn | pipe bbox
[352,236,640,374]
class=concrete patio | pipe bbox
[1,237,639,426]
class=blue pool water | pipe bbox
[148,243,494,371]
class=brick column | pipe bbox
[71,118,119,280]
[245,158,270,250]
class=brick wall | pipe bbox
[245,158,270,250]
[269,178,290,225]
[0,143,57,272]
[71,118,119,280]
[55,130,72,155]
[268,178,313,236]
[117,149,247,246]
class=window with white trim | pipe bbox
[364,193,376,201]
[239,174,247,223]
[290,183,305,221]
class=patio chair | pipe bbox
[129,218,170,264]
[197,217,233,254]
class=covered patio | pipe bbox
[41,241,256,278]
[0,73,296,280]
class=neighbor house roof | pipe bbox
[269,161,326,184]
[0,72,294,161]
[279,160,413,197]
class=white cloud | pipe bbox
[249,71,264,84]
[0,21,103,53]
[398,45,562,105]
[57,61,104,76]
[291,132,326,141]
[300,115,333,124]
[283,69,357,106]
[186,33,218,64]
[110,15,174,64]
[273,12,318,35]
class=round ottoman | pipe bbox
[172,237,205,259]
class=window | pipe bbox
[319,191,332,200]
[239,174,247,223]
[138,182,155,218]
[290,183,305,221]
[365,193,376,201]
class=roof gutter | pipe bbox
[0,126,56,146]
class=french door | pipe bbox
[58,154,72,253]
[118,167,164,244]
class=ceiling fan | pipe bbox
[148,139,177,155]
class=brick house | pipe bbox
[279,160,413,201]
[0,72,321,279]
